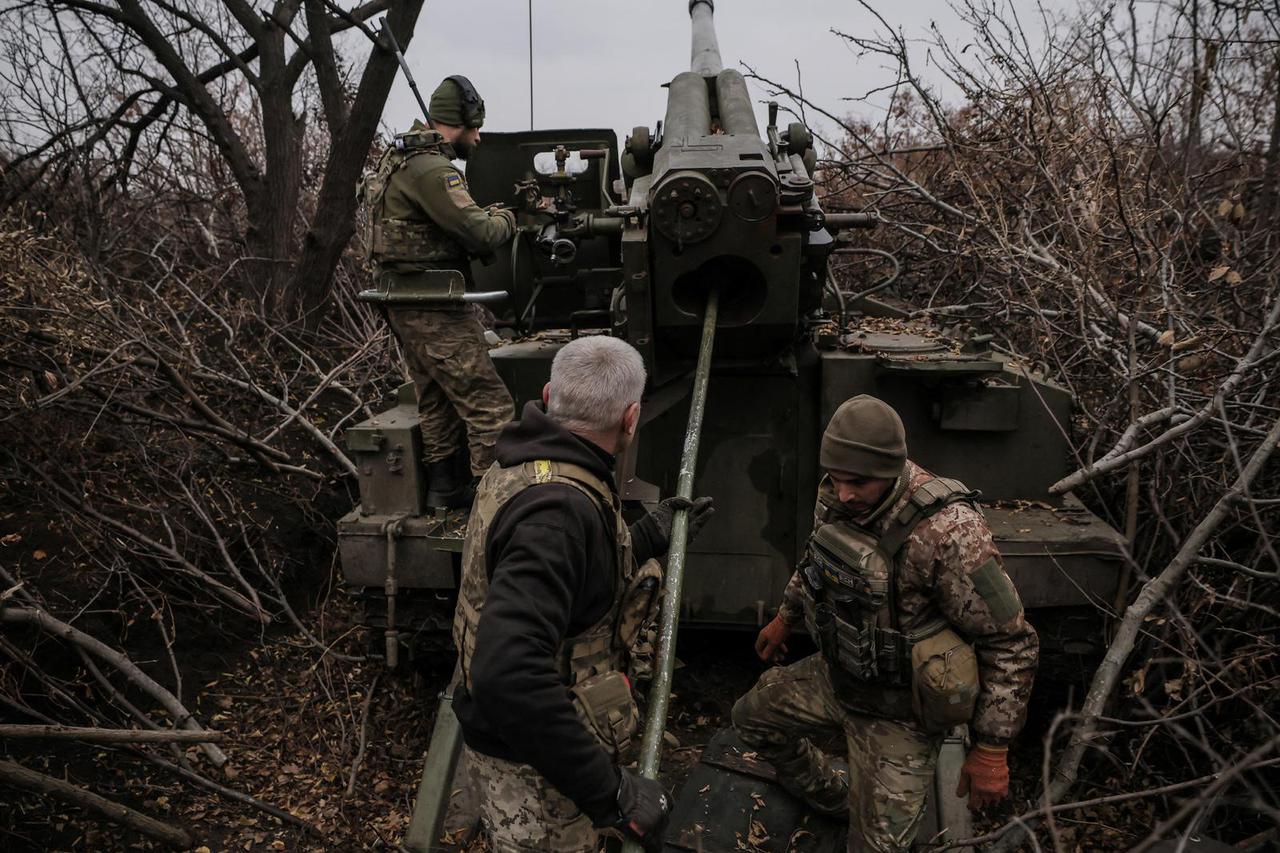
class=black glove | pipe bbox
[633,496,715,558]
[614,767,671,853]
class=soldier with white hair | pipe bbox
[451,335,714,852]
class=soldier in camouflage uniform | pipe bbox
[451,336,713,852]
[362,76,517,507]
[733,395,1039,853]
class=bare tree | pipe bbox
[0,0,425,318]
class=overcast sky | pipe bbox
[381,0,1071,151]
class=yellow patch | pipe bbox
[533,460,553,483]
[443,172,473,207]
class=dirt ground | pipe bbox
[0,590,1147,852]
[0,590,762,852]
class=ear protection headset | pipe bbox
[445,75,484,128]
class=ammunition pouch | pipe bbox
[910,627,979,733]
[802,579,934,689]
[801,519,973,694]
[376,218,470,264]
[803,524,912,685]
[569,669,639,756]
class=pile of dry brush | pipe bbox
[0,0,449,844]
[0,136,418,848]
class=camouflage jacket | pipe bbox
[364,127,516,274]
[778,460,1039,746]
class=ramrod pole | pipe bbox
[623,289,719,853]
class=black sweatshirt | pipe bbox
[452,402,661,824]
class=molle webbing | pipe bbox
[454,459,629,694]
[878,476,979,558]
[803,475,979,686]
[362,132,467,264]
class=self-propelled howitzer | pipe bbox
[340,2,1126,850]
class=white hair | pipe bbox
[547,336,646,433]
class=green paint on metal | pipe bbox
[623,288,719,853]
[403,690,464,852]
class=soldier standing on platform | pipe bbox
[361,76,517,508]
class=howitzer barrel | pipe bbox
[715,69,758,136]
[689,0,722,74]
[664,71,711,142]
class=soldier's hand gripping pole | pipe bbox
[379,18,431,124]
[621,288,720,853]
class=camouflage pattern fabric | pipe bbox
[385,306,513,473]
[465,745,602,852]
[453,456,632,698]
[776,460,1038,746]
[732,653,941,853]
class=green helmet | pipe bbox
[429,75,485,128]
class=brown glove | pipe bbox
[956,743,1009,810]
[754,615,792,663]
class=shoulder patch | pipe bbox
[533,460,553,483]
[444,173,464,188]
[970,557,1022,625]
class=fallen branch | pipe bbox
[0,606,229,767]
[0,724,227,744]
[1129,734,1280,853]
[0,759,192,848]
[195,364,359,477]
[344,673,381,798]
[16,460,271,623]
[932,755,1280,849]
[1050,294,1280,494]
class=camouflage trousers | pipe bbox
[731,654,942,853]
[385,307,514,474]
[464,745,602,852]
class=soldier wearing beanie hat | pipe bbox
[359,75,517,508]
[819,394,907,479]
[732,394,1039,852]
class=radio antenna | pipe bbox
[528,0,535,129]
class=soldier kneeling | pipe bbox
[732,395,1039,853]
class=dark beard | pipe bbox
[452,138,473,161]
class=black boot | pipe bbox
[426,452,473,509]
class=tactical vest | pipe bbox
[452,458,661,755]
[360,128,468,266]
[798,476,979,690]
